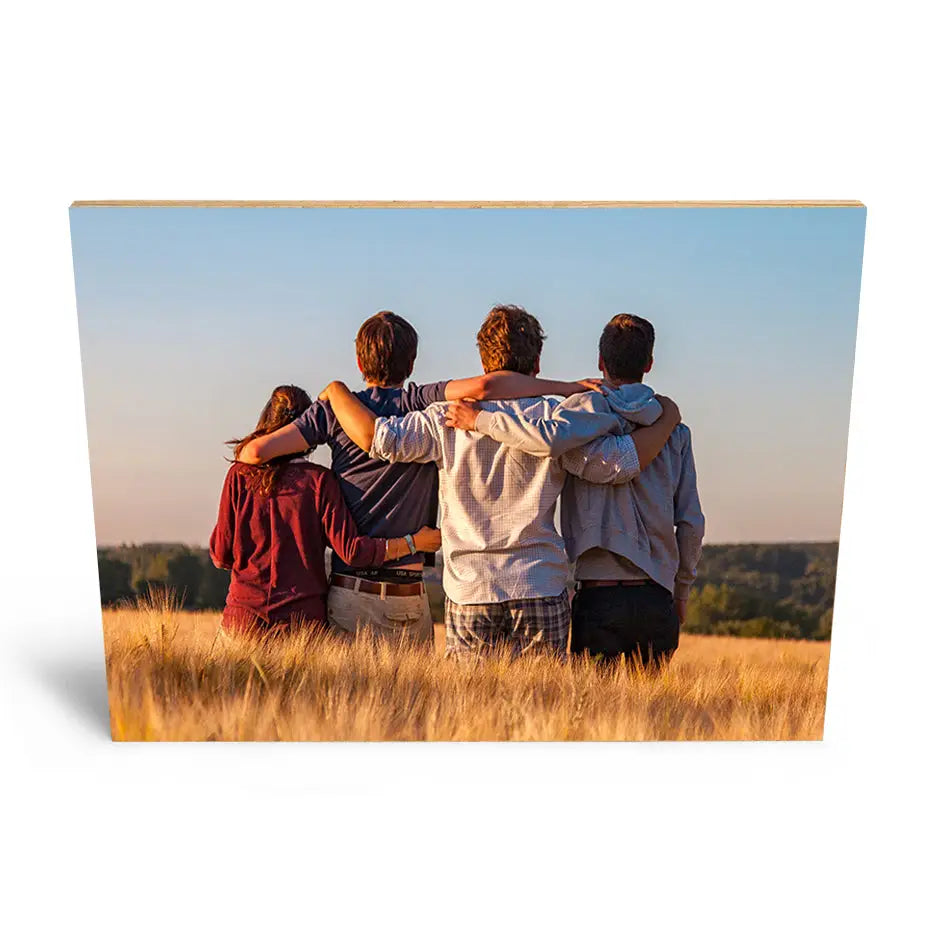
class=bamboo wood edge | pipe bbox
[71,200,864,209]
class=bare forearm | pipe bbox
[326,383,377,452]
[631,421,678,469]
[476,372,587,401]
[383,527,442,561]
[447,371,602,402]
[237,424,308,464]
[383,537,410,561]
[628,395,683,470]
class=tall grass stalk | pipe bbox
[102,601,830,742]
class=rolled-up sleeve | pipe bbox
[370,411,442,464]
[560,433,641,485]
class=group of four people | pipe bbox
[209,305,705,666]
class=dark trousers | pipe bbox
[571,582,680,668]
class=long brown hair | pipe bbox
[227,385,313,496]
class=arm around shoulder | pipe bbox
[371,408,442,465]
[559,398,684,485]
[470,393,619,458]
[560,432,641,485]
[320,381,377,453]
[238,424,309,465]
[629,396,682,470]
[446,371,605,402]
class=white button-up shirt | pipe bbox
[371,396,640,605]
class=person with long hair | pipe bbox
[236,311,603,645]
[210,384,441,635]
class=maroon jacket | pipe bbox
[210,461,386,630]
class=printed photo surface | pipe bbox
[70,203,866,741]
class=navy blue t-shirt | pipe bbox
[293,381,449,576]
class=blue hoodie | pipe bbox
[474,383,705,599]
[558,383,704,599]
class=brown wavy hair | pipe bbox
[476,304,545,375]
[227,385,313,496]
[356,311,418,386]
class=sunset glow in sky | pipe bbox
[70,205,865,546]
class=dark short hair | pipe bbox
[599,314,655,382]
[476,305,545,375]
[355,311,418,385]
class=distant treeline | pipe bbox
[97,541,838,641]
[684,542,837,641]
[97,543,231,611]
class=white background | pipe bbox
[1,2,935,936]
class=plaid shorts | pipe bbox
[444,592,571,658]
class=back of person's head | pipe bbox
[476,304,545,375]
[228,385,313,495]
[599,313,655,383]
[355,311,419,386]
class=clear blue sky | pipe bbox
[70,206,865,546]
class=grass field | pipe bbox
[103,598,830,741]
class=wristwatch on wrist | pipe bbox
[404,533,417,555]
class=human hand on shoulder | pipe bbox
[445,399,481,431]
[575,377,607,395]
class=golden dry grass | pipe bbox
[103,598,830,742]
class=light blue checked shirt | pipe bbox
[370,396,641,605]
